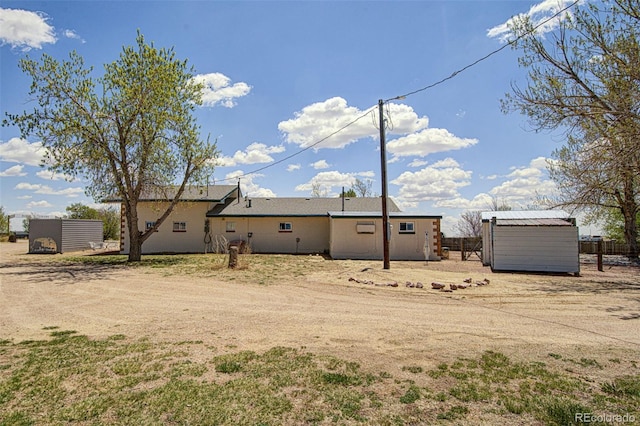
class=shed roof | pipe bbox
[495,218,574,226]
[212,197,400,217]
[481,210,571,221]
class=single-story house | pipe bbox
[481,210,580,273]
[111,185,442,260]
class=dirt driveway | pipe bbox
[1,240,639,376]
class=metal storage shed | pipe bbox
[29,219,103,254]
[481,210,579,274]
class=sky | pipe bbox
[0,0,602,236]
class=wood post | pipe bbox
[597,240,603,272]
[228,246,238,269]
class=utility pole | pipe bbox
[378,99,390,269]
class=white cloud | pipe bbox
[17,195,32,200]
[192,73,252,108]
[27,200,52,209]
[391,158,472,203]
[36,169,77,181]
[0,138,47,166]
[436,157,557,210]
[487,0,575,43]
[488,157,557,204]
[14,182,84,197]
[287,164,301,172]
[0,7,57,50]
[435,193,495,210]
[408,159,429,167]
[0,164,26,177]
[62,29,85,43]
[295,170,376,196]
[311,160,330,169]
[386,128,478,159]
[278,97,429,150]
[216,142,284,167]
[224,170,276,198]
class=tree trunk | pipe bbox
[128,231,143,262]
[125,203,143,262]
[623,207,639,260]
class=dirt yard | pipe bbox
[1,240,639,378]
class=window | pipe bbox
[226,221,236,232]
[279,222,292,232]
[173,221,187,232]
[145,221,157,231]
[399,222,415,234]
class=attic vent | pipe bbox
[246,199,252,208]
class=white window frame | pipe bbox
[399,222,415,234]
[279,222,292,232]
[172,221,187,232]
[226,221,236,233]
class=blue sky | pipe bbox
[0,0,600,236]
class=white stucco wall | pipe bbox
[210,216,330,254]
[330,217,441,261]
[122,202,212,254]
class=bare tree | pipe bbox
[455,211,483,238]
[311,181,328,197]
[351,178,374,197]
[487,196,512,212]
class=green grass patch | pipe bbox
[1,335,638,425]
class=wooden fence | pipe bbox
[579,240,636,256]
[443,237,635,257]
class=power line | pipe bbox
[214,0,580,185]
[212,104,378,184]
[385,0,580,103]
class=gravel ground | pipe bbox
[1,240,639,378]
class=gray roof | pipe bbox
[105,185,238,202]
[481,210,571,221]
[213,197,400,217]
[495,218,574,226]
[329,211,442,219]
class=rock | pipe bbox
[475,281,485,286]
[483,278,490,285]
[415,282,424,289]
[441,289,453,292]
[463,278,472,283]
[431,282,446,290]
[406,281,415,288]
[387,282,399,287]
[457,284,468,289]
[450,284,458,290]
